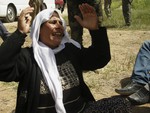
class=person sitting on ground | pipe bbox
[0,4,132,113]
[115,40,150,105]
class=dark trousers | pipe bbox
[122,0,133,25]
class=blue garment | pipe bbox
[0,20,10,40]
[132,40,150,85]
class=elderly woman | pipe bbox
[0,3,132,113]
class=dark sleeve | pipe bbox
[0,29,27,81]
[0,29,26,63]
[80,27,111,70]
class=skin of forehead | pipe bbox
[49,11,60,19]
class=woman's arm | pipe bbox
[74,4,111,70]
[0,30,26,64]
[0,7,34,81]
[0,30,26,81]
[80,27,111,70]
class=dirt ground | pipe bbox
[0,9,150,113]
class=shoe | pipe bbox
[115,81,144,95]
[128,86,150,105]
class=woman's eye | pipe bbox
[49,20,63,25]
[48,20,56,24]
[59,21,63,25]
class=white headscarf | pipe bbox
[30,8,81,113]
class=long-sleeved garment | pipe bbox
[0,20,10,41]
[0,27,111,113]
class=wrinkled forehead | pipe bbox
[31,8,65,32]
[46,10,65,27]
[40,11,62,26]
[49,11,61,21]
[50,11,60,18]
[46,12,64,27]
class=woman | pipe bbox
[0,4,131,113]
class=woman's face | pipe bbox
[39,12,64,48]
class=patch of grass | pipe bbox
[111,0,122,10]
[98,53,135,77]
[101,0,150,30]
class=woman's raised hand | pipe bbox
[18,7,34,34]
[74,3,99,30]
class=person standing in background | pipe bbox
[122,0,133,26]
[98,0,133,26]
[95,0,111,24]
[104,0,112,18]
[29,0,46,23]
[60,0,66,13]
[95,0,103,25]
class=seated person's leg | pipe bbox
[115,80,144,95]
[115,40,150,104]
[128,83,150,105]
